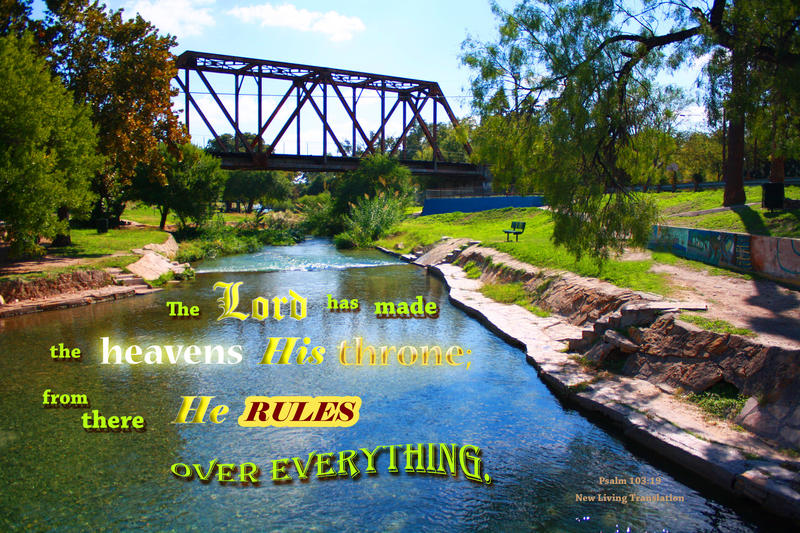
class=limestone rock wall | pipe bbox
[628,315,800,448]
[442,242,800,450]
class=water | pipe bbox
[0,240,771,531]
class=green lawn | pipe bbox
[377,207,673,295]
[378,185,799,295]
[652,185,766,216]
[122,204,168,226]
[664,206,800,237]
[122,203,253,227]
[49,228,170,258]
[653,185,800,238]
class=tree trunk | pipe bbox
[723,50,746,206]
[769,155,785,183]
[52,206,72,247]
[159,207,169,230]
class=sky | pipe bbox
[34,1,709,154]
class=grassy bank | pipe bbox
[377,207,672,294]
[0,227,169,282]
[657,185,799,237]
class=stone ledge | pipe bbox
[391,238,800,522]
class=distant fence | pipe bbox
[421,195,546,216]
[630,177,800,193]
[648,225,800,286]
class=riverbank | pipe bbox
[379,238,800,522]
[0,235,190,318]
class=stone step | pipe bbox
[133,285,162,295]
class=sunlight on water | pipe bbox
[196,237,402,273]
[0,240,773,532]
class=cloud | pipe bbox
[124,0,216,39]
[227,3,365,42]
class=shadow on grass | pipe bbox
[732,206,771,236]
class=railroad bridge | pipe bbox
[174,51,486,186]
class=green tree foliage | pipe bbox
[332,154,414,219]
[132,143,226,230]
[206,132,261,153]
[0,32,101,257]
[223,170,292,213]
[296,191,338,236]
[334,193,406,249]
[674,132,724,185]
[463,1,800,257]
[44,0,186,224]
[0,0,31,36]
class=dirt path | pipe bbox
[651,262,800,350]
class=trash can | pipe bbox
[762,182,785,209]
[97,218,109,234]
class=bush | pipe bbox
[175,215,301,262]
[296,192,339,236]
[334,193,404,248]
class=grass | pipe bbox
[679,313,757,337]
[378,207,673,295]
[653,186,766,216]
[122,203,254,227]
[651,251,755,279]
[658,184,800,237]
[1,227,168,280]
[480,281,551,317]
[48,228,169,258]
[685,382,748,420]
[0,255,140,284]
[463,261,482,279]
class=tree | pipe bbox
[0,0,31,36]
[132,143,226,230]
[44,0,186,224]
[0,32,101,256]
[331,154,414,219]
[206,132,261,153]
[223,170,292,213]
[463,0,800,257]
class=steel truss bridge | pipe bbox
[174,51,486,185]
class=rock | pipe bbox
[126,251,186,281]
[584,342,614,364]
[628,326,645,345]
[413,238,475,267]
[394,242,404,250]
[603,329,639,353]
[141,234,179,260]
[0,270,112,302]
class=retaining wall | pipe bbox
[648,225,800,285]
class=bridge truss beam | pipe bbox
[174,51,482,182]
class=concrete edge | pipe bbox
[375,243,800,522]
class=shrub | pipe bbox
[334,193,404,248]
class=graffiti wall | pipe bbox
[649,225,800,285]
[751,235,800,282]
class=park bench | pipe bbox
[503,221,526,242]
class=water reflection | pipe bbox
[0,241,770,531]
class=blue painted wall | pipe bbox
[648,224,800,286]
[421,196,545,215]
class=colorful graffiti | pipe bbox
[649,226,800,285]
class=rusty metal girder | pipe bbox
[174,50,480,181]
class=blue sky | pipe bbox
[35,1,708,152]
